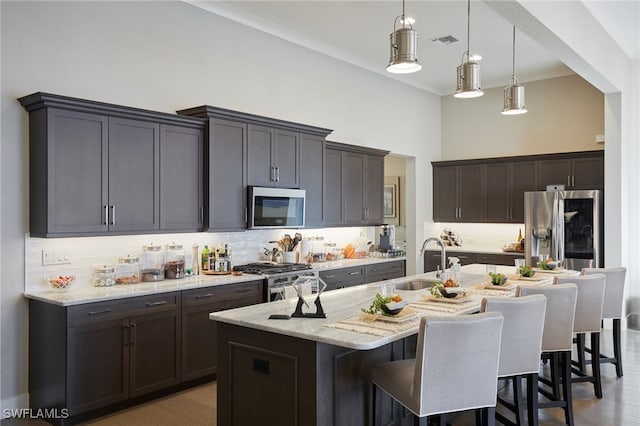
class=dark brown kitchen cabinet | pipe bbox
[320,266,365,291]
[476,253,523,266]
[433,150,603,224]
[433,164,484,222]
[19,92,205,237]
[247,124,299,188]
[181,280,263,382]
[177,105,332,230]
[485,161,537,223]
[325,141,389,227]
[364,260,406,283]
[159,124,204,231]
[423,250,476,272]
[299,134,326,227]
[537,151,604,190]
[324,147,344,225]
[207,118,248,230]
[30,292,181,419]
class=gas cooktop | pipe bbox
[233,262,312,275]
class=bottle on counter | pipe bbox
[517,228,523,242]
[201,245,210,272]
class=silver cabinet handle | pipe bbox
[111,205,116,226]
[270,166,275,182]
[235,287,253,294]
[146,300,168,307]
[199,206,204,225]
[88,308,112,316]
[567,175,571,187]
[572,175,575,187]
[195,293,214,299]
[123,324,129,347]
[130,323,136,345]
[323,275,336,279]
[348,271,361,276]
[276,166,280,182]
[103,205,108,225]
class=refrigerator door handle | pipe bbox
[553,193,565,262]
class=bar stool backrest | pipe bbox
[582,267,626,319]
[555,274,606,334]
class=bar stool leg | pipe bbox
[526,373,539,426]
[591,332,603,398]
[561,351,574,426]
[613,318,623,377]
[575,333,586,373]
[512,375,524,425]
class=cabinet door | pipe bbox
[433,166,457,221]
[108,117,160,232]
[364,261,406,283]
[67,317,129,414]
[129,309,181,397]
[538,158,571,189]
[45,109,109,235]
[365,155,385,224]
[572,155,604,190]
[274,129,299,188]
[182,303,219,381]
[324,148,343,225]
[159,124,203,231]
[343,152,366,225]
[510,161,538,222]
[485,163,509,222]
[299,134,325,227]
[210,119,247,230]
[457,165,484,221]
[247,124,275,187]
[319,266,365,291]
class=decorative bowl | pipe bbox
[48,274,75,291]
[381,300,408,315]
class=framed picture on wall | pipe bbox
[383,184,397,218]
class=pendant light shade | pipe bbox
[454,0,483,98]
[387,0,421,74]
[502,26,527,115]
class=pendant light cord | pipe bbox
[466,0,471,61]
[511,26,518,85]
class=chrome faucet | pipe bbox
[420,237,447,276]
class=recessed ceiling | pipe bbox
[187,0,638,95]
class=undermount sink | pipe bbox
[395,278,440,291]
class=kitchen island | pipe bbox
[210,268,492,426]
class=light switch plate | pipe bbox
[42,249,71,266]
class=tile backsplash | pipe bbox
[423,222,524,251]
[25,227,374,293]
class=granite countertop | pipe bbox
[23,256,406,306]
[210,268,489,351]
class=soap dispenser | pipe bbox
[449,257,461,284]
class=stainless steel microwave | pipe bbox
[248,186,306,229]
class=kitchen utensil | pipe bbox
[292,233,302,249]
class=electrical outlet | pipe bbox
[42,249,71,266]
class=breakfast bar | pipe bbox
[210,264,572,426]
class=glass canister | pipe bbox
[116,256,140,285]
[164,243,186,280]
[93,265,116,287]
[312,236,326,262]
[141,244,165,282]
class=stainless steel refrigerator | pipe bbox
[524,190,603,270]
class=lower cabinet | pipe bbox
[320,266,365,291]
[319,260,406,291]
[423,250,523,272]
[181,280,263,382]
[29,281,263,421]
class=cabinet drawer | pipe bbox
[182,280,263,309]
[320,266,365,289]
[365,261,406,283]
[477,253,522,267]
[69,292,180,326]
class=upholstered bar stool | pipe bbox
[371,312,504,426]
[517,283,577,426]
[582,267,627,377]
[480,295,547,426]
[554,273,606,398]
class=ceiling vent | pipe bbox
[431,35,458,45]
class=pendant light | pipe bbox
[502,26,527,115]
[454,0,483,98]
[386,0,421,74]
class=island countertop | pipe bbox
[209,267,493,351]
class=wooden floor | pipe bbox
[5,328,638,425]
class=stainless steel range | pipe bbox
[233,262,318,302]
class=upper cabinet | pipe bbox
[433,164,484,222]
[19,93,205,237]
[538,153,604,190]
[432,150,603,224]
[324,142,389,227]
[177,105,332,231]
[247,125,299,188]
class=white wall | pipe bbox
[0,1,440,408]
[441,74,604,160]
